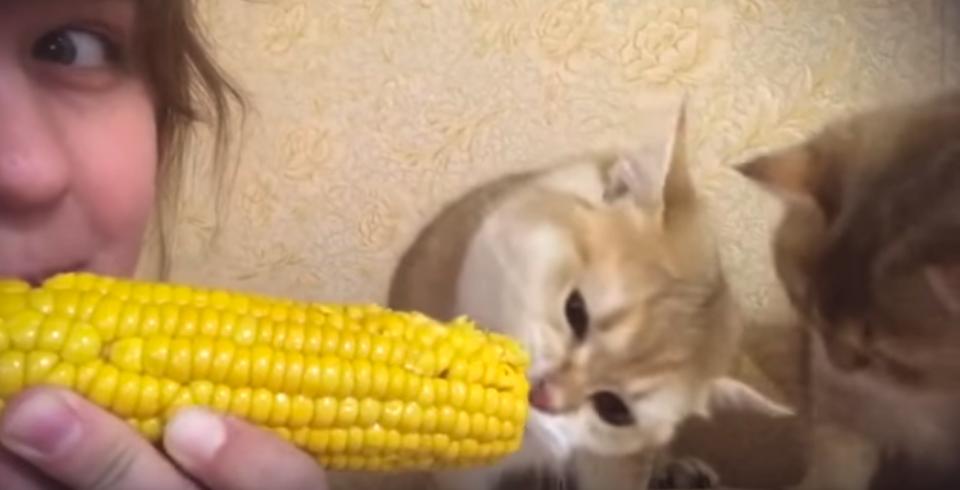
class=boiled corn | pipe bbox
[0,273,530,471]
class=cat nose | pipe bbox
[528,379,557,413]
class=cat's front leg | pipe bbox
[571,448,658,490]
[786,424,879,490]
[432,463,573,490]
[432,468,507,490]
[648,453,720,489]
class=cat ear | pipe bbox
[661,100,697,217]
[604,99,695,217]
[737,141,844,222]
[700,377,795,419]
[737,146,813,198]
[926,262,960,315]
[604,146,671,209]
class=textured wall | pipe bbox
[160,0,958,325]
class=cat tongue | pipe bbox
[528,381,556,412]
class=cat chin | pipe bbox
[534,405,676,458]
[428,411,577,490]
[527,410,578,462]
[577,432,671,458]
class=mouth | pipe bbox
[5,262,89,287]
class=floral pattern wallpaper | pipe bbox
[155,0,958,331]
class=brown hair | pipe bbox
[136,0,245,278]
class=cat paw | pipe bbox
[648,457,719,489]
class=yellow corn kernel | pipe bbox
[192,337,215,379]
[290,394,314,428]
[228,387,252,418]
[138,376,161,417]
[210,383,232,413]
[7,311,42,350]
[0,272,530,471]
[196,307,217,337]
[24,351,57,384]
[0,351,25,396]
[62,324,100,364]
[45,362,76,389]
[270,392,292,427]
[158,302,183,336]
[357,398,382,427]
[114,371,141,417]
[189,380,216,406]
[249,388,273,424]
[314,396,338,427]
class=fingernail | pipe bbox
[165,408,226,467]
[0,391,81,460]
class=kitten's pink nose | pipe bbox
[529,379,557,413]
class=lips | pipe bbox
[2,262,88,287]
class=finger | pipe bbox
[164,408,329,490]
[0,446,66,490]
[0,386,199,490]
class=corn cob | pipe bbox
[0,273,530,471]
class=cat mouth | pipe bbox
[528,379,573,415]
[529,380,555,412]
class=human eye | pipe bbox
[32,27,120,69]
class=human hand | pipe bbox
[0,386,330,490]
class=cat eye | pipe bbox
[564,289,589,340]
[591,391,634,426]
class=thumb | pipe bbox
[0,386,198,490]
[163,408,329,490]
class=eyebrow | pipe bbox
[619,368,685,403]
[593,303,633,332]
[45,0,137,27]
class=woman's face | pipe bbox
[0,0,157,285]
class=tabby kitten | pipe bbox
[739,90,960,490]
[389,103,790,490]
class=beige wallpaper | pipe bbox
[160,0,958,328]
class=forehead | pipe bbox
[1,0,134,9]
[577,212,671,285]
[0,0,140,41]
[811,111,960,321]
[0,0,141,31]
[831,112,960,236]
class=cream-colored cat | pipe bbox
[388,102,792,490]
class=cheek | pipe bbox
[72,89,157,248]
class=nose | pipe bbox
[0,68,71,211]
